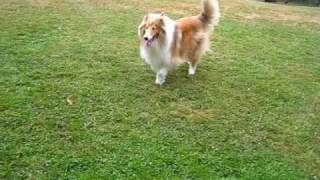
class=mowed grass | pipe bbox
[0,0,320,179]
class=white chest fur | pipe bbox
[140,43,171,72]
[140,18,176,72]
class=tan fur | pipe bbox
[139,14,166,47]
[172,15,210,67]
[138,0,220,84]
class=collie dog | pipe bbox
[138,0,220,85]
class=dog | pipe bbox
[138,0,220,85]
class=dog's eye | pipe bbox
[152,27,155,31]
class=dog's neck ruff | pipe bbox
[140,15,177,72]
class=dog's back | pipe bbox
[172,0,220,72]
[138,0,220,84]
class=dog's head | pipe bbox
[138,13,166,47]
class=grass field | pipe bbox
[1,0,320,179]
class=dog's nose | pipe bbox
[144,37,148,41]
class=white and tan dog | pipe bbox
[138,0,220,85]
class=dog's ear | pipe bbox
[159,17,164,26]
[159,18,164,26]
[138,23,146,37]
[159,12,165,25]
[143,15,148,22]
[157,18,166,34]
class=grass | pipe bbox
[0,0,319,179]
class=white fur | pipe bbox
[139,13,177,85]
[155,68,168,85]
[202,0,221,32]
[204,0,220,27]
[138,0,220,85]
[188,64,197,75]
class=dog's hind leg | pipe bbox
[188,48,202,75]
[188,60,199,75]
[188,34,205,75]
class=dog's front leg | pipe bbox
[155,68,168,85]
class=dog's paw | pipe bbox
[155,69,168,85]
[155,78,165,85]
[188,67,196,75]
[155,76,166,86]
[188,70,196,75]
[206,49,213,55]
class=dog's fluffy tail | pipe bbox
[201,0,220,27]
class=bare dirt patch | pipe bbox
[81,0,320,29]
[221,0,320,28]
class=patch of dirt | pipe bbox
[173,103,214,120]
[244,10,320,25]
[26,0,50,7]
[221,0,320,30]
[83,0,198,15]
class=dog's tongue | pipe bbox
[145,40,152,47]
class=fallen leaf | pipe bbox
[66,95,73,105]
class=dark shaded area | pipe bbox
[265,0,320,6]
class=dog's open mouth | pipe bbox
[144,37,155,47]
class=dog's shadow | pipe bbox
[161,63,217,90]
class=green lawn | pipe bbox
[1,0,319,179]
